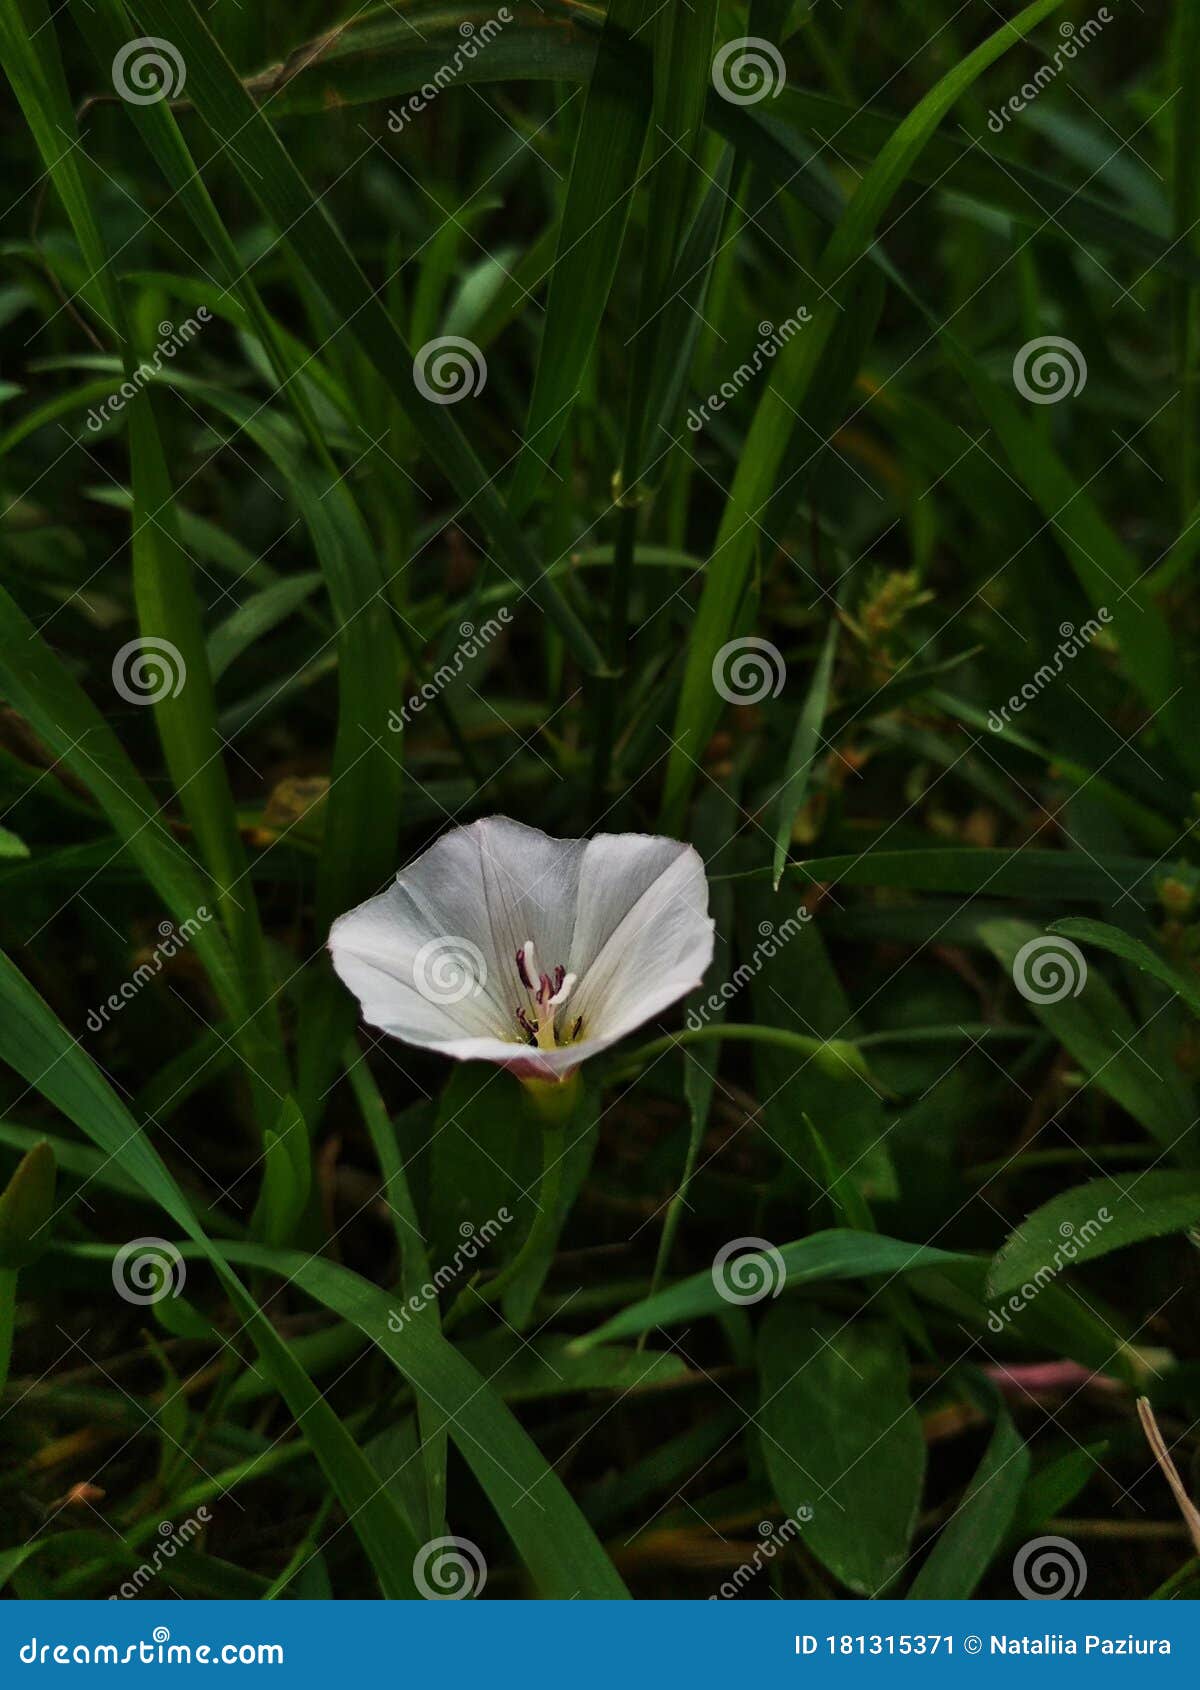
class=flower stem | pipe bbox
[609,1023,871,1082]
[444,1123,566,1334]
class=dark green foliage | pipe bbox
[0,0,1195,1602]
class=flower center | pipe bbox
[515,940,582,1050]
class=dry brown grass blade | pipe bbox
[1137,1396,1200,1554]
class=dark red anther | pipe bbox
[515,947,535,991]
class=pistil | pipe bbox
[514,940,579,1049]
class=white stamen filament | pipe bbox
[548,972,576,1008]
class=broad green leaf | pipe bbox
[758,1308,925,1595]
[429,1065,597,1330]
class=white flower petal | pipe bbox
[327,894,507,1044]
[408,1029,621,1081]
[568,838,714,1043]
[468,817,586,1001]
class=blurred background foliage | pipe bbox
[0,0,1198,1600]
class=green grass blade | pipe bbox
[0,950,422,1597]
[0,583,247,1024]
[121,0,605,674]
[508,0,651,517]
[739,845,1158,903]
[659,0,1067,829]
[211,1241,632,1600]
[772,620,837,888]
[1052,916,1200,1018]
[4,0,287,1114]
[907,1404,1028,1598]
[571,1231,970,1349]
[989,1171,1200,1298]
[980,917,1198,1160]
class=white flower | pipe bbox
[328,817,714,1082]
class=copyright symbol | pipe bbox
[964,1636,983,1655]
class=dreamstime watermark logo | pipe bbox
[687,308,811,432]
[86,312,211,432]
[112,1237,186,1306]
[1012,335,1088,404]
[387,10,512,132]
[987,610,1111,730]
[109,1510,212,1599]
[988,1211,1112,1333]
[710,1510,813,1599]
[413,1535,488,1599]
[388,610,512,732]
[1012,1535,1088,1598]
[86,909,213,1033]
[1012,934,1087,1004]
[413,335,487,404]
[112,636,187,705]
[112,37,186,104]
[87,314,211,436]
[712,636,786,706]
[687,910,812,1031]
[18,1628,282,1667]
[712,1238,786,1305]
[711,37,786,105]
[412,936,487,1004]
[387,1212,513,1331]
[985,13,1111,134]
